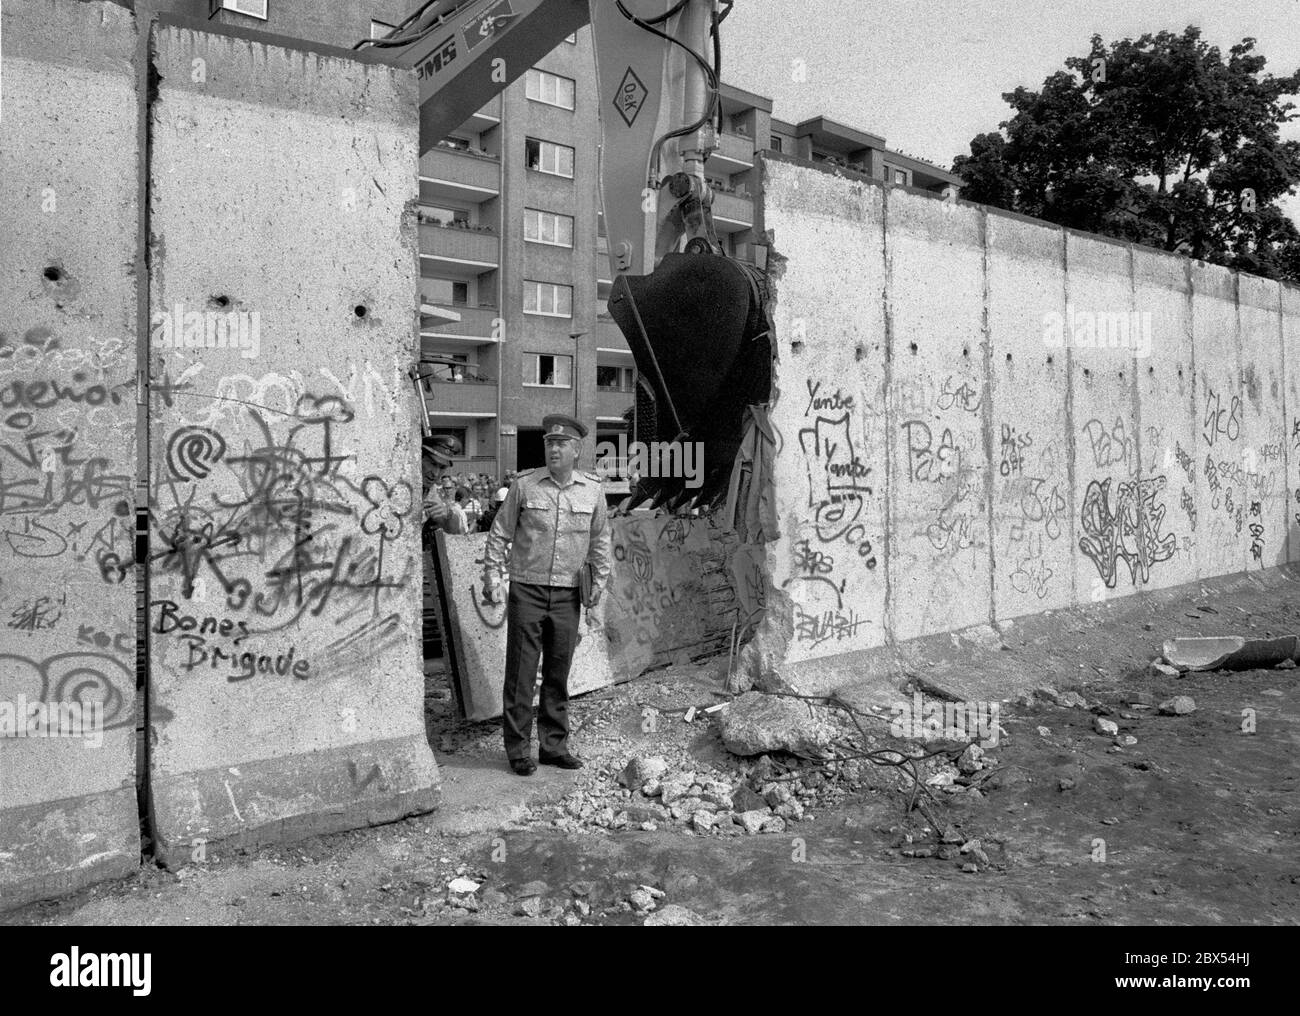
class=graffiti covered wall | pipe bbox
[748,154,1298,694]
[143,18,439,863]
[436,514,758,720]
[0,0,142,909]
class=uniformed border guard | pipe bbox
[483,414,612,775]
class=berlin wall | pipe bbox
[742,153,1297,695]
[144,17,439,865]
[0,0,142,910]
[2,2,441,907]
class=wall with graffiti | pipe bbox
[753,155,1298,689]
[435,515,757,720]
[0,1,143,909]
[138,21,439,863]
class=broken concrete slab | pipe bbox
[1161,635,1300,672]
[717,692,838,756]
[1158,696,1197,716]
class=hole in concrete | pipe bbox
[1148,366,1154,374]
[1118,371,1124,380]
[855,344,866,362]
[43,266,63,283]
[962,346,969,357]
[1046,355,1054,365]
[1005,352,1012,362]
[209,294,231,309]
[909,342,918,354]
[354,305,369,319]
[791,340,804,354]
[1083,368,1091,378]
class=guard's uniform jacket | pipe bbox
[484,467,612,590]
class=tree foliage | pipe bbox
[953,27,1300,281]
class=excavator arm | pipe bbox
[363,0,772,510]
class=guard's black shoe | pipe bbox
[509,757,537,776]
[538,752,583,770]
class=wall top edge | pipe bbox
[757,151,1300,299]
[153,11,403,69]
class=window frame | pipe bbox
[523,207,575,248]
[525,68,576,110]
[522,352,574,388]
[523,280,573,318]
[525,137,575,178]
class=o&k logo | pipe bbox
[151,302,261,359]
[614,67,647,127]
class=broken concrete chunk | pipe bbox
[1148,661,1181,678]
[447,877,480,895]
[732,785,767,813]
[658,774,696,804]
[621,756,668,788]
[759,815,786,834]
[718,691,837,756]
[1093,716,1119,737]
[957,743,985,774]
[1036,726,1051,737]
[1162,635,1299,672]
[628,888,657,912]
[692,810,717,833]
[1115,735,1138,747]
[739,810,767,835]
[1158,695,1196,715]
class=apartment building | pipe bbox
[181,3,961,480]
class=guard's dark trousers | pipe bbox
[502,582,581,760]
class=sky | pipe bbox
[720,0,1300,223]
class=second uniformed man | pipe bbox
[483,414,612,775]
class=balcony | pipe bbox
[711,189,754,232]
[709,131,755,173]
[420,222,499,278]
[597,385,634,421]
[419,144,501,204]
[421,305,501,347]
[421,375,498,416]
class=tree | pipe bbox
[953,27,1300,282]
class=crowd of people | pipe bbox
[423,469,520,536]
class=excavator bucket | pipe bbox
[608,253,772,512]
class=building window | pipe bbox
[370,19,396,40]
[769,135,782,153]
[524,208,574,247]
[422,205,469,227]
[523,352,573,387]
[422,278,469,306]
[525,137,575,177]
[597,365,634,391]
[523,281,573,317]
[525,69,576,110]
[893,168,908,186]
[423,354,470,384]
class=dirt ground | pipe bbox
[4,572,1298,926]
